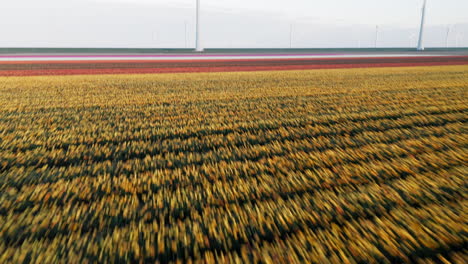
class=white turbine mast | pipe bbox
[374,25,379,48]
[289,24,293,49]
[417,0,427,51]
[445,26,450,48]
[184,20,188,49]
[195,0,204,52]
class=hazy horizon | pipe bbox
[1,0,467,48]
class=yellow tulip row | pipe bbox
[0,65,467,263]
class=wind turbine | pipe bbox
[184,20,188,49]
[417,0,427,51]
[445,25,451,48]
[195,0,204,52]
[289,24,293,49]
[374,25,379,48]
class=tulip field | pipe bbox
[0,65,467,263]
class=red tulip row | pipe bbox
[0,56,467,76]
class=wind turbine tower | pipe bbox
[417,0,427,51]
[289,24,293,49]
[445,26,451,48]
[195,0,204,52]
[374,26,379,48]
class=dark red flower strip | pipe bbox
[0,57,467,76]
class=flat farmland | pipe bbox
[0,65,467,263]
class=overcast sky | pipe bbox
[1,0,467,48]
